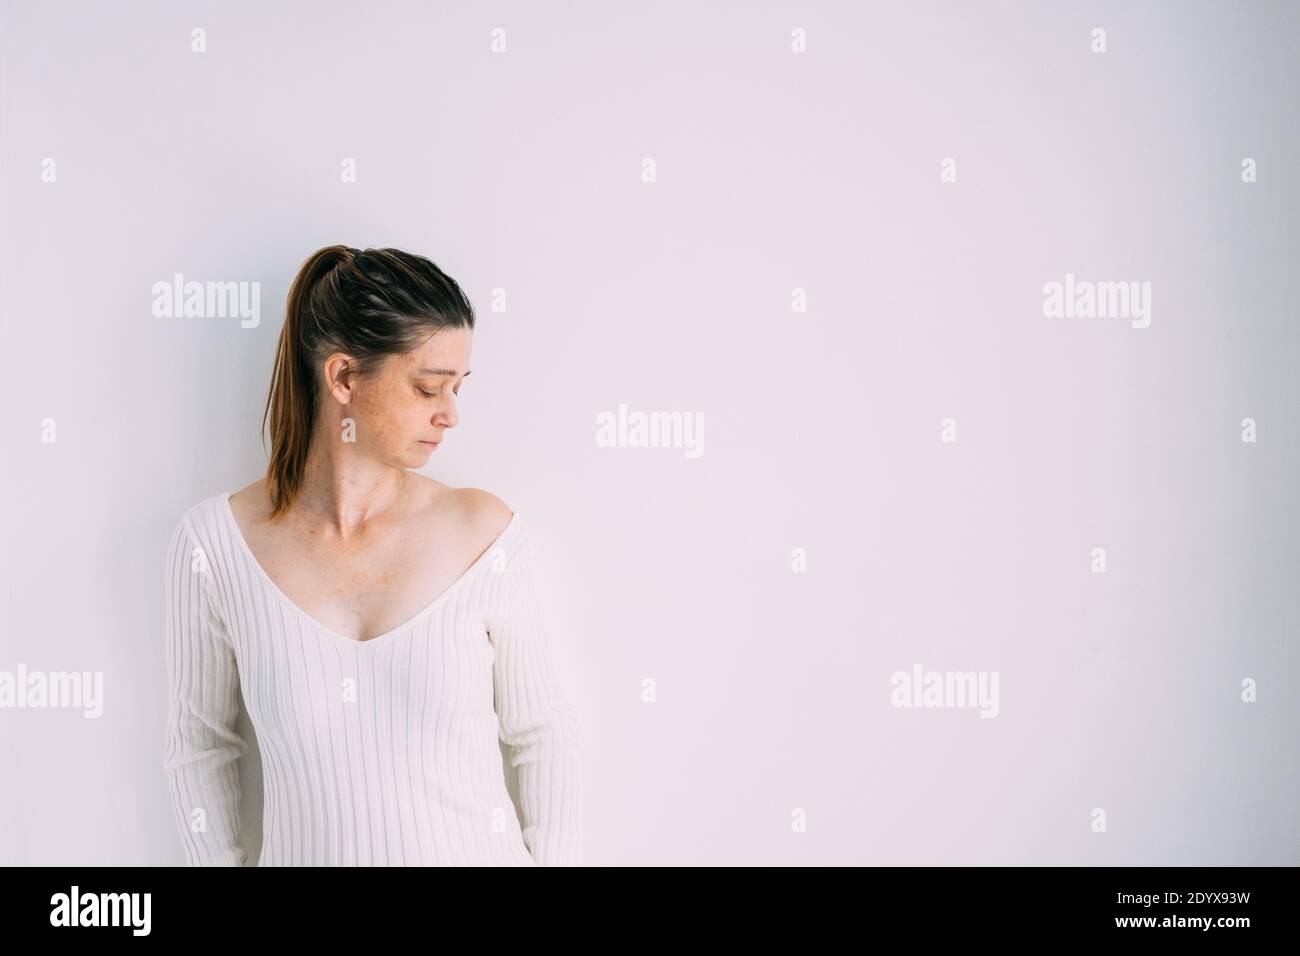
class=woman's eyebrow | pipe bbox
[416,368,471,377]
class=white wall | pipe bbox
[1,0,1297,865]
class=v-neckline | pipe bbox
[218,491,519,648]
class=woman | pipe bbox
[162,245,582,866]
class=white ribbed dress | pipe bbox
[162,491,582,867]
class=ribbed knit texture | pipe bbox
[162,491,582,866]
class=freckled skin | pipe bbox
[337,325,470,469]
[227,324,513,643]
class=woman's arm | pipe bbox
[489,524,584,866]
[162,515,248,866]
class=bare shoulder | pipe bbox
[454,487,515,539]
[227,477,270,524]
[403,476,512,552]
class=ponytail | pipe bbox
[262,245,354,518]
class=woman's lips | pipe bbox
[419,440,440,448]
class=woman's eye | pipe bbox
[418,387,436,398]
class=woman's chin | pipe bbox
[405,443,438,466]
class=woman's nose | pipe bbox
[434,397,458,428]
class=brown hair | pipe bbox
[261,244,475,517]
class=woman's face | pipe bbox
[329,325,472,470]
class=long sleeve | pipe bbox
[162,515,248,866]
[489,527,584,866]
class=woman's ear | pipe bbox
[322,352,359,405]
